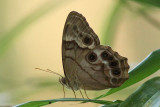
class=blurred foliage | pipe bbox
[0,0,69,57]
[101,0,160,46]
[0,0,160,55]
[132,0,160,8]
[0,0,71,104]
[101,0,124,45]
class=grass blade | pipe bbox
[95,49,160,99]
[13,98,121,107]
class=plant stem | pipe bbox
[101,0,125,46]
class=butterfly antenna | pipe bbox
[35,68,63,78]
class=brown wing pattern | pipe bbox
[61,11,130,90]
[62,11,101,90]
[62,11,100,49]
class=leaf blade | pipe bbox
[13,98,121,107]
[119,77,160,107]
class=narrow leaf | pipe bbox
[13,98,121,107]
[100,104,119,107]
[100,100,123,107]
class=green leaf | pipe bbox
[132,0,160,8]
[95,49,160,99]
[143,91,160,107]
[100,100,123,107]
[119,77,160,107]
[0,0,69,57]
[13,98,121,107]
[100,104,119,107]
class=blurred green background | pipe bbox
[0,0,160,107]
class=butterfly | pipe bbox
[60,11,129,97]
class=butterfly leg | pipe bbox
[82,85,90,99]
[79,89,84,98]
[84,89,90,99]
[70,86,77,98]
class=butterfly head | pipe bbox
[59,77,76,90]
[59,77,68,87]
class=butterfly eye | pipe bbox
[61,78,66,84]
[101,51,109,60]
[83,36,92,45]
[88,52,97,62]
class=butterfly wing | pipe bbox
[62,11,100,49]
[61,11,129,90]
[62,11,102,90]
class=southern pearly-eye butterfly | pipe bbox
[60,11,129,96]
